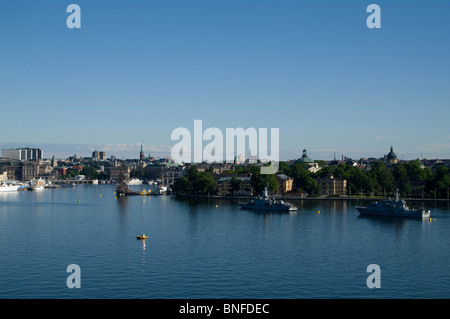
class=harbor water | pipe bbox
[1,185,450,299]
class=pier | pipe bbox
[50,179,114,185]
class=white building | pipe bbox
[1,148,43,161]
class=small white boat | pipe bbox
[29,178,45,191]
[126,178,143,185]
[0,182,20,192]
[158,186,167,195]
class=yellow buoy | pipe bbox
[99,194,102,197]
[317,210,320,214]
[216,204,218,208]
[429,217,432,222]
[143,199,145,203]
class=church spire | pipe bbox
[139,142,144,160]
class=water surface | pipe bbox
[1,186,449,298]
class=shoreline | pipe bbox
[173,193,450,202]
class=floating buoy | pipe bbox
[429,217,432,222]
[317,210,320,214]
[143,199,145,203]
[115,196,117,199]
[99,194,102,197]
[216,204,219,208]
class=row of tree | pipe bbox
[174,160,450,199]
[280,160,450,198]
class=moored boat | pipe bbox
[0,182,20,192]
[240,187,297,212]
[126,178,142,185]
[116,165,140,196]
[29,178,45,191]
[356,190,430,218]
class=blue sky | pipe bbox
[1,0,449,160]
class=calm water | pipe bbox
[1,185,450,299]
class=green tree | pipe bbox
[288,163,320,196]
[404,160,426,181]
[131,167,145,179]
[251,174,278,194]
[173,176,192,193]
[173,165,217,195]
[80,166,99,180]
[193,173,217,194]
[427,165,450,199]
[393,164,411,197]
[369,161,394,196]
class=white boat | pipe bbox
[0,182,20,192]
[126,178,143,185]
[158,186,167,195]
[29,178,45,191]
[146,180,167,195]
[45,182,61,189]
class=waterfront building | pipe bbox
[161,164,187,187]
[0,171,7,183]
[217,176,253,196]
[110,166,130,181]
[274,174,294,195]
[21,161,52,181]
[0,162,22,180]
[316,175,347,196]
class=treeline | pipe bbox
[174,160,450,199]
[173,166,217,195]
[282,159,450,198]
[173,164,279,195]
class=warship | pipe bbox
[240,187,297,212]
[356,190,430,218]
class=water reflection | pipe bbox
[116,196,130,214]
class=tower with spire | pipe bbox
[139,143,144,161]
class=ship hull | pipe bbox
[240,204,297,212]
[356,207,430,218]
[0,185,19,192]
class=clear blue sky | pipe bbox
[1,0,449,160]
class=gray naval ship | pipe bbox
[356,190,430,218]
[240,187,298,212]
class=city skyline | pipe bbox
[1,1,449,160]
[0,141,444,162]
